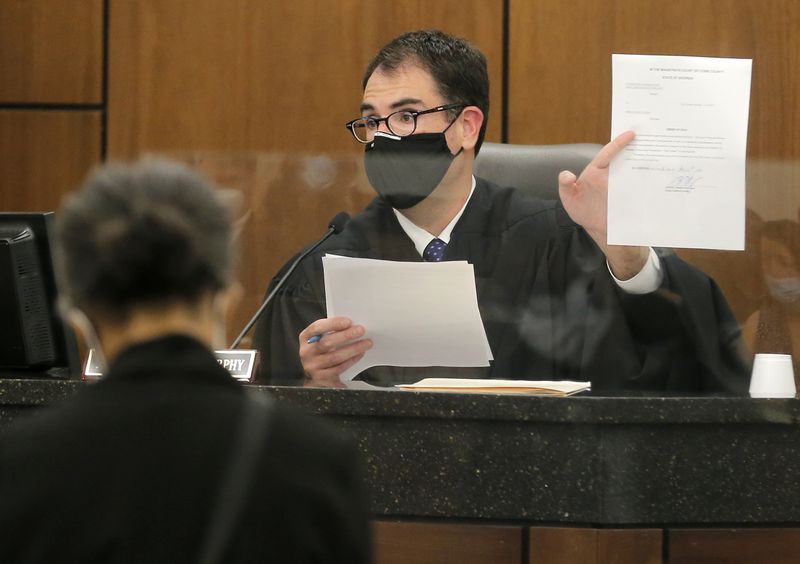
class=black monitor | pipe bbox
[0,212,80,378]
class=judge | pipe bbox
[253,29,748,393]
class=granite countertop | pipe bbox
[2,377,799,426]
[4,377,800,524]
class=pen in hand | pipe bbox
[307,332,331,344]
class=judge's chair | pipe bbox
[474,142,602,200]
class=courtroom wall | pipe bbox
[0,0,103,212]
[2,0,799,335]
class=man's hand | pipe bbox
[558,131,648,280]
[298,316,372,388]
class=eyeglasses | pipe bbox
[345,103,465,144]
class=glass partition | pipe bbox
[97,0,800,397]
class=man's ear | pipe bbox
[459,106,484,152]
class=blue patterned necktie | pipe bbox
[423,238,447,262]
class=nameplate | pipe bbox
[83,348,103,381]
[215,349,257,382]
[83,348,257,383]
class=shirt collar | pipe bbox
[392,176,477,257]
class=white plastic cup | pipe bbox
[749,353,797,398]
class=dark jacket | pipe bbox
[253,178,749,393]
[0,335,372,563]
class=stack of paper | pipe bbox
[323,255,493,383]
[397,378,590,396]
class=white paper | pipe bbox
[608,54,752,250]
[322,255,493,383]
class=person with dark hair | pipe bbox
[0,161,372,563]
[743,219,800,386]
[360,28,490,155]
[253,29,749,393]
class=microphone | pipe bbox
[230,212,350,348]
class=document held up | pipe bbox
[608,54,752,250]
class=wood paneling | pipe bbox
[529,527,662,564]
[508,0,800,159]
[0,0,103,103]
[374,521,522,564]
[108,0,504,158]
[0,111,102,211]
[669,528,800,564]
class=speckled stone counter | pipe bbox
[3,379,800,526]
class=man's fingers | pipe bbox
[313,325,366,352]
[301,337,372,373]
[299,316,353,342]
[333,353,366,376]
[316,339,373,368]
[592,130,636,170]
[306,351,367,388]
[558,170,578,190]
[310,352,366,384]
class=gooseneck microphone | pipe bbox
[230,211,350,348]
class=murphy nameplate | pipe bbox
[215,349,257,382]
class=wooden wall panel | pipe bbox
[107,0,503,158]
[107,0,504,339]
[529,527,662,564]
[669,528,800,564]
[508,0,799,159]
[0,111,102,211]
[0,0,103,103]
[373,521,522,564]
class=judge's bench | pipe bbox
[3,378,800,564]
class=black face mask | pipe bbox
[364,131,462,210]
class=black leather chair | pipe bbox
[474,142,602,200]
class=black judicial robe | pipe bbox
[253,178,749,393]
[0,336,371,564]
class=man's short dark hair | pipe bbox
[362,29,490,154]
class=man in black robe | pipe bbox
[253,30,749,393]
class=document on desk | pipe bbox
[608,54,752,250]
[397,378,590,396]
[322,255,493,383]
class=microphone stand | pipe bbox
[230,213,349,348]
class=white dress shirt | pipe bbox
[392,176,663,294]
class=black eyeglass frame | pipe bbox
[344,103,466,144]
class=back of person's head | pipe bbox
[362,29,490,154]
[56,160,234,321]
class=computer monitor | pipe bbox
[0,212,79,378]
